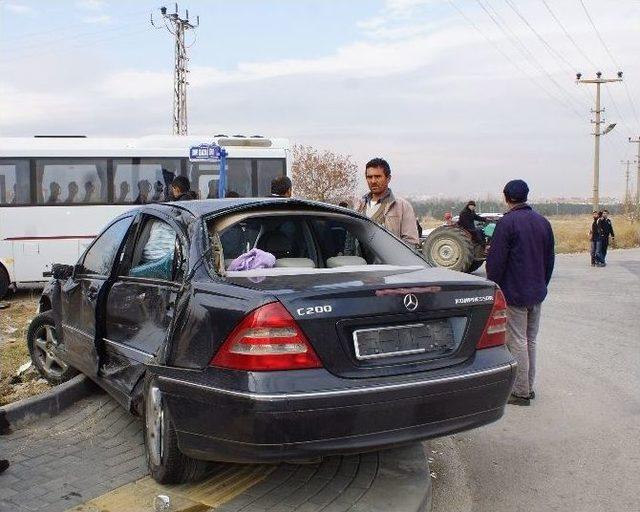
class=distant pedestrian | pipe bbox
[486,179,555,406]
[598,209,615,263]
[170,176,197,201]
[589,211,604,267]
[270,176,292,197]
[355,157,419,246]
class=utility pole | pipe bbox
[152,4,199,135]
[620,159,634,214]
[576,72,623,210]
[629,137,640,211]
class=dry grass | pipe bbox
[0,290,49,405]
[550,215,640,254]
[421,214,640,254]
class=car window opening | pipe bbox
[206,211,427,277]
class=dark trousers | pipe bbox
[601,238,609,261]
[591,239,604,265]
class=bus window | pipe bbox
[35,159,107,205]
[0,159,30,205]
[227,159,252,197]
[257,159,285,196]
[113,158,181,204]
[189,161,220,199]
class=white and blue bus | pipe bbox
[0,134,290,296]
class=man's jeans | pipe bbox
[506,303,542,398]
[591,239,604,265]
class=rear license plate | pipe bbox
[353,321,454,360]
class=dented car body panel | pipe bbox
[38,198,516,462]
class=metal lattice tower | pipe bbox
[152,4,199,135]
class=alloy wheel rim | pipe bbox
[33,324,68,377]
[146,384,164,467]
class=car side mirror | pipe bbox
[51,263,74,280]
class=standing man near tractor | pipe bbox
[356,158,419,246]
[486,180,555,407]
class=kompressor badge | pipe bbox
[454,295,494,305]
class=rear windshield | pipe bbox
[206,211,427,275]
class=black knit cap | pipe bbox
[503,179,529,203]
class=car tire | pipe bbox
[422,226,475,272]
[0,266,10,299]
[143,376,208,484]
[27,311,79,385]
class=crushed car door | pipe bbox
[102,213,185,394]
[60,215,135,377]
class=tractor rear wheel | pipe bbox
[422,226,475,272]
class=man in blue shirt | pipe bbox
[486,180,555,406]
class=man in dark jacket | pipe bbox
[458,200,485,243]
[598,209,615,263]
[170,176,198,201]
[589,210,604,266]
[486,179,555,406]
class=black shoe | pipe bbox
[529,390,535,400]
[0,460,9,474]
[508,394,531,406]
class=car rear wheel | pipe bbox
[0,266,10,300]
[27,311,79,385]
[143,376,208,484]
[422,226,475,272]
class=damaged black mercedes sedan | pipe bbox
[28,198,516,483]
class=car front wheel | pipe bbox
[143,376,207,484]
[27,311,78,385]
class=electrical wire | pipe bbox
[578,0,640,129]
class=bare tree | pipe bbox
[291,144,358,204]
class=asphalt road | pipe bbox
[427,248,640,512]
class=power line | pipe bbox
[540,0,597,70]
[578,0,640,131]
[473,0,583,117]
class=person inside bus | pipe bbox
[151,181,164,202]
[46,182,61,204]
[65,181,79,204]
[83,181,95,203]
[134,180,152,204]
[116,181,130,203]
[207,179,218,199]
[170,176,197,201]
[270,176,292,197]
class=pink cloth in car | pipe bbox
[228,248,276,271]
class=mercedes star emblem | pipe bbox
[403,293,418,311]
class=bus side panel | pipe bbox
[1,205,132,283]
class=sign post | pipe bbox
[189,142,228,198]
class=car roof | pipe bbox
[157,198,351,217]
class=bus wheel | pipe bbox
[0,266,10,299]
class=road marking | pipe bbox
[65,464,275,512]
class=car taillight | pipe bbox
[476,289,507,350]
[210,302,322,371]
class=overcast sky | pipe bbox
[1,0,639,200]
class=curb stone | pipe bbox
[349,444,432,512]
[0,374,97,433]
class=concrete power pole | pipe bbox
[152,4,199,135]
[576,72,623,210]
[629,137,640,211]
[621,159,633,214]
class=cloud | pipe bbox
[82,14,111,24]
[75,0,106,10]
[3,3,35,15]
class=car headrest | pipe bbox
[274,258,316,268]
[326,256,368,268]
[257,231,294,259]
